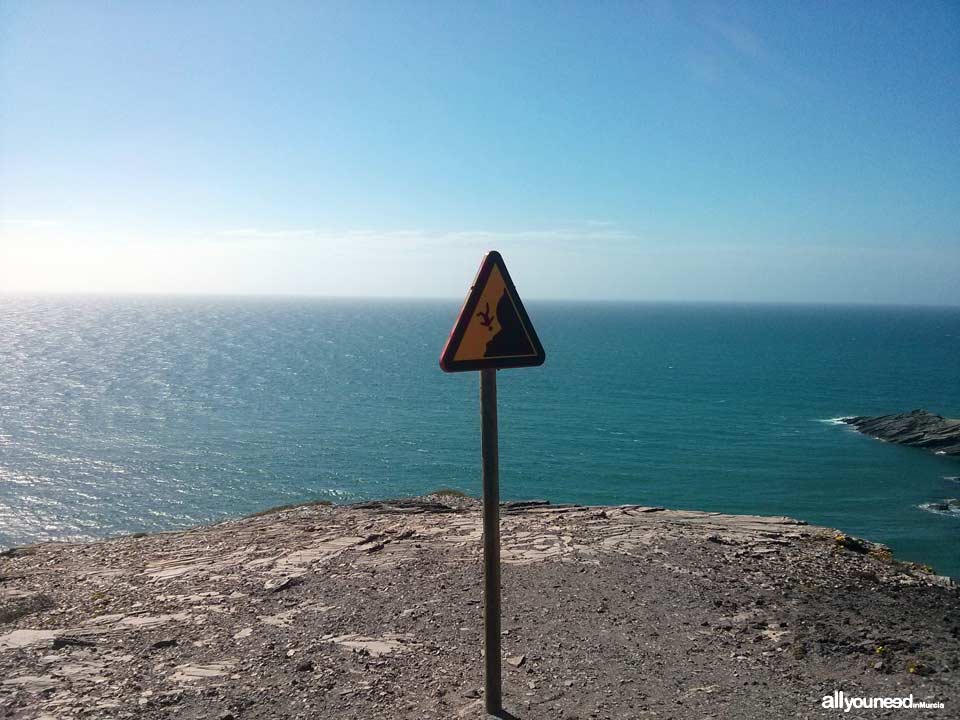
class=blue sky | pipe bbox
[1,1,958,303]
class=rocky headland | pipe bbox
[1,496,958,719]
[842,410,960,456]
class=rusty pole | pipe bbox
[480,368,502,715]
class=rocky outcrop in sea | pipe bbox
[843,409,960,457]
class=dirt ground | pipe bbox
[1,496,957,719]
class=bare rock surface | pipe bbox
[1,495,958,719]
[843,409,960,456]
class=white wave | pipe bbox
[919,500,960,517]
[817,417,850,426]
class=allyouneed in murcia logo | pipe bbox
[821,690,945,712]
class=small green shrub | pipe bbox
[430,488,468,498]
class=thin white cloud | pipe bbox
[208,222,637,252]
[701,16,770,64]
[0,218,61,228]
[215,228,319,239]
[3,226,957,306]
[689,9,817,98]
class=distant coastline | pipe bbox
[3,291,960,310]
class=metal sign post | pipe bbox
[480,368,501,714]
[439,250,546,718]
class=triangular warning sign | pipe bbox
[439,251,546,372]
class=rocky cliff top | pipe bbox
[1,496,958,719]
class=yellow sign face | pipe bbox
[439,251,545,372]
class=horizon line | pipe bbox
[2,289,959,310]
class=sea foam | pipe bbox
[919,500,960,517]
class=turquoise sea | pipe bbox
[1,296,958,576]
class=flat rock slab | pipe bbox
[325,633,415,657]
[170,661,236,682]
[0,628,58,649]
[0,495,957,719]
